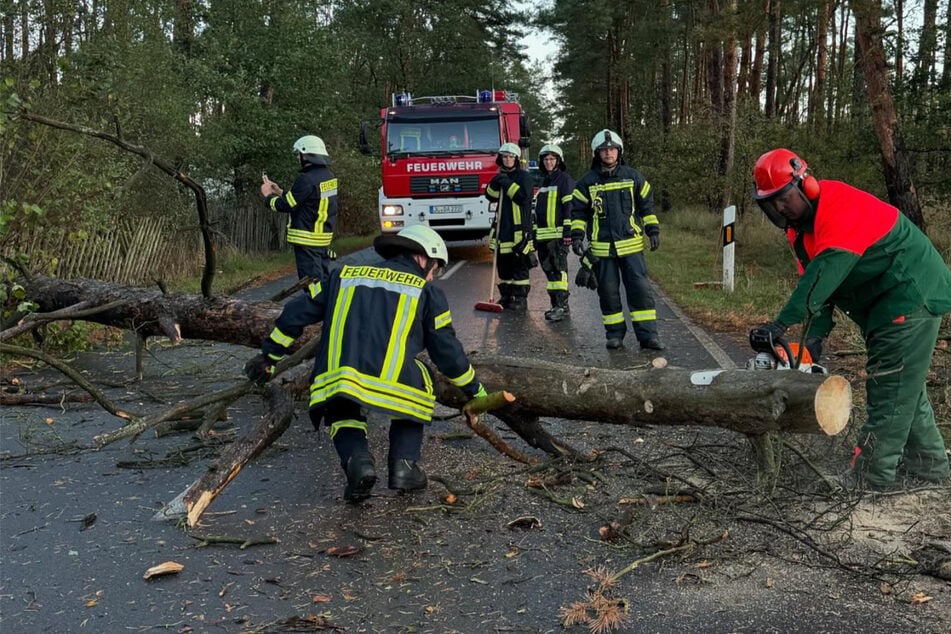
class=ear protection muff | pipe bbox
[800,174,820,200]
[790,157,820,200]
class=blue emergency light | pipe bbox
[394,92,412,106]
[478,90,492,103]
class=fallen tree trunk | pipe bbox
[21,275,283,347]
[18,276,850,438]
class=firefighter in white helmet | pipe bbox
[245,225,487,502]
[571,129,664,351]
[485,142,536,311]
[260,135,338,281]
[533,143,575,321]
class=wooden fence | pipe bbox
[2,201,285,285]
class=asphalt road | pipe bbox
[2,243,948,633]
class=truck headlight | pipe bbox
[382,204,404,216]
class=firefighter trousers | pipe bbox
[293,245,332,282]
[537,239,569,307]
[855,309,949,485]
[595,252,658,343]
[311,398,425,471]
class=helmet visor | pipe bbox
[752,180,797,229]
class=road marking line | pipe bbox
[440,260,466,281]
[651,283,738,370]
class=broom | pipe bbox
[474,210,504,312]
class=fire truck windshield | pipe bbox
[386,119,500,156]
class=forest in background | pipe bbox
[1,0,949,282]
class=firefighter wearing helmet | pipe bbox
[486,142,536,311]
[260,135,338,281]
[570,129,665,350]
[749,148,951,490]
[246,224,487,502]
[533,143,575,321]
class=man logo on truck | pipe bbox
[430,177,461,192]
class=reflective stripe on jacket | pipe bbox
[486,169,533,253]
[267,164,338,247]
[534,170,575,241]
[260,255,479,423]
[571,164,658,257]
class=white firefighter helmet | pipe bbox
[373,225,448,267]
[292,135,330,165]
[496,142,521,166]
[539,144,564,161]
[590,129,623,153]
[539,143,565,172]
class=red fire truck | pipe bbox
[359,90,531,239]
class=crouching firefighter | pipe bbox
[245,225,487,502]
[486,142,536,311]
[534,144,576,321]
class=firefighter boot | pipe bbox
[342,452,377,502]
[498,284,513,309]
[545,291,569,322]
[508,287,529,313]
[388,459,428,491]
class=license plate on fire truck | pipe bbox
[429,204,463,214]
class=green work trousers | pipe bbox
[855,309,950,486]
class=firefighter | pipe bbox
[486,142,536,312]
[533,144,575,321]
[571,129,664,351]
[244,225,487,502]
[261,135,338,282]
[750,148,951,490]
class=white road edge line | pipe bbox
[440,260,466,281]
[651,282,738,370]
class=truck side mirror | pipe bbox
[518,114,532,148]
[358,120,372,155]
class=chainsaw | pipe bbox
[747,332,826,374]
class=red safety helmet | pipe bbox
[752,148,820,228]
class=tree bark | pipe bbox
[852,0,925,229]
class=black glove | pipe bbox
[749,322,787,353]
[514,234,533,256]
[525,251,539,268]
[647,230,660,252]
[575,264,598,290]
[490,173,511,192]
[244,354,275,383]
[571,233,586,257]
[804,336,823,362]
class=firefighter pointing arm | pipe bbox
[749,148,951,491]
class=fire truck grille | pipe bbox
[410,174,481,195]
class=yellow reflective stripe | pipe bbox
[573,188,589,204]
[535,227,560,240]
[591,181,634,194]
[560,193,574,204]
[381,293,417,382]
[642,214,659,227]
[448,364,476,387]
[570,219,587,232]
[287,229,333,246]
[434,310,452,330]
[327,286,354,371]
[329,419,367,438]
[308,281,322,298]
[590,236,645,257]
[505,182,520,199]
[309,367,435,421]
[640,181,651,198]
[269,196,279,212]
[316,194,329,229]
[486,184,500,197]
[631,309,656,322]
[285,191,298,207]
[544,186,558,228]
[266,352,284,362]
[602,312,625,325]
[547,272,568,292]
[415,359,433,394]
[510,278,531,286]
[269,327,294,348]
